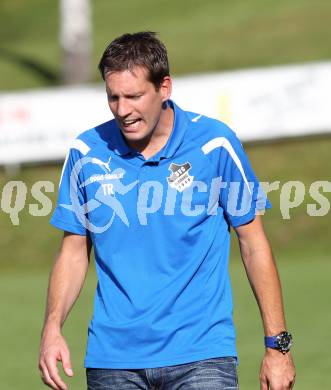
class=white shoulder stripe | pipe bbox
[59,139,90,187]
[71,138,90,156]
[201,137,252,195]
[191,114,202,122]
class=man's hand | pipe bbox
[39,325,73,390]
[260,349,296,390]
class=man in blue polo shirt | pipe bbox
[39,32,295,390]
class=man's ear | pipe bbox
[160,76,172,102]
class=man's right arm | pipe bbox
[39,232,92,390]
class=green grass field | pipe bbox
[1,255,330,389]
[1,0,331,90]
[1,0,331,388]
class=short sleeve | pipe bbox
[50,147,88,235]
[215,132,271,227]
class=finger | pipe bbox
[39,361,62,390]
[260,376,269,390]
[45,356,68,390]
[60,347,74,377]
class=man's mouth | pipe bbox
[121,118,141,130]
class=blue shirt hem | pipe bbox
[84,347,238,369]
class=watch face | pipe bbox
[276,332,293,351]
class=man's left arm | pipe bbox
[234,215,296,390]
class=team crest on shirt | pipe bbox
[167,162,194,192]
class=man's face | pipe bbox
[105,66,172,146]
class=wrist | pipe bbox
[41,319,62,336]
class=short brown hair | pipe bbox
[98,31,170,89]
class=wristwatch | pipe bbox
[264,331,293,354]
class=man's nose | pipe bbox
[117,98,131,118]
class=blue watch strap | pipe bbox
[264,335,278,348]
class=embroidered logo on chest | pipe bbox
[167,162,194,192]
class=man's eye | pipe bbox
[108,95,118,102]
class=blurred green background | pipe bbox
[1,0,331,389]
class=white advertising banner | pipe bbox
[172,61,331,141]
[0,61,330,165]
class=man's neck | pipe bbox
[128,105,174,160]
